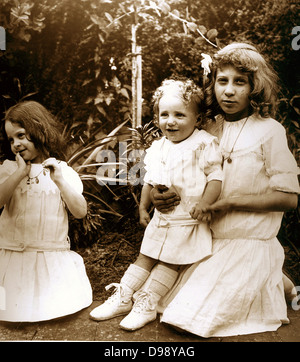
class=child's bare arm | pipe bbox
[201,180,222,206]
[139,183,153,227]
[190,180,222,222]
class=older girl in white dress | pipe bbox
[158,43,300,337]
[0,101,92,322]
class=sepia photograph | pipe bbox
[0,0,299,349]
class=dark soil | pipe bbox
[77,216,145,301]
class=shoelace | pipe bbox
[132,290,156,313]
[104,283,125,306]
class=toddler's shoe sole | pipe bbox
[119,312,157,331]
[89,302,132,321]
[90,310,130,321]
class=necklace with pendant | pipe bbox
[223,116,249,164]
[26,167,49,185]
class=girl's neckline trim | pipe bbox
[224,115,252,124]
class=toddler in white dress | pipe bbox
[90,78,223,330]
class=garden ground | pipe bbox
[0,302,299,342]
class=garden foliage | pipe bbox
[0,1,299,272]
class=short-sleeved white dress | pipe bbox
[160,115,300,337]
[0,160,93,322]
[140,128,223,265]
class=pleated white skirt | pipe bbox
[160,237,289,337]
[0,249,93,322]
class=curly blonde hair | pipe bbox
[205,42,279,119]
[152,78,204,125]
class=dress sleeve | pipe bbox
[0,160,18,184]
[61,162,84,194]
[202,136,223,183]
[263,122,300,194]
[143,139,165,186]
[143,143,155,185]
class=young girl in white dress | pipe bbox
[0,101,92,322]
[157,43,300,337]
[90,78,223,330]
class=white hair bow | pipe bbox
[201,53,212,76]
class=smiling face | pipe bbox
[158,94,198,143]
[5,121,43,163]
[214,65,252,121]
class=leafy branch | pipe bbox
[102,0,218,48]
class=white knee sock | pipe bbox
[146,264,178,300]
[120,264,151,295]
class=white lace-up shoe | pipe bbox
[89,283,133,321]
[119,291,158,331]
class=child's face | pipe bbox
[158,94,198,143]
[5,121,43,163]
[214,65,251,121]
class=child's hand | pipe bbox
[42,158,62,183]
[15,152,31,177]
[139,209,151,228]
[190,200,212,223]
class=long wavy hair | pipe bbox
[205,42,280,120]
[2,101,66,161]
